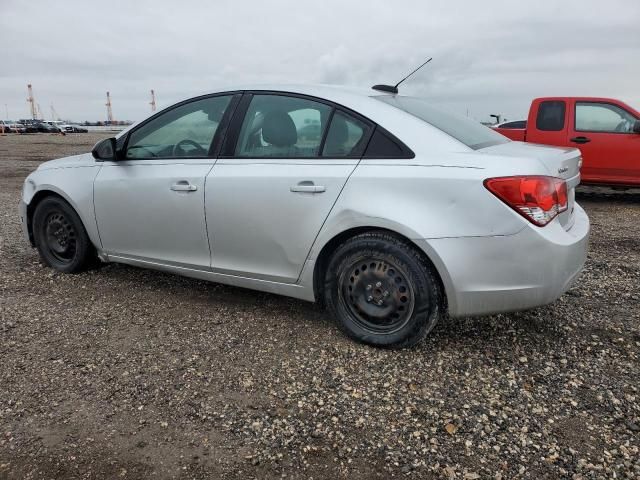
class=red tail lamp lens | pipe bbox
[484,176,568,226]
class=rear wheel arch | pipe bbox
[312,227,448,314]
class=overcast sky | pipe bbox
[1,0,639,123]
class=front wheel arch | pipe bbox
[26,190,70,246]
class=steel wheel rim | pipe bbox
[339,257,415,334]
[44,211,77,263]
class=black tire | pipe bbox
[324,231,442,348]
[32,196,96,273]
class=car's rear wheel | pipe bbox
[32,196,96,273]
[324,231,442,348]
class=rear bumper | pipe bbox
[421,203,590,317]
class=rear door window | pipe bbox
[321,111,370,157]
[234,95,331,158]
[536,101,566,131]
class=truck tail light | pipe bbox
[484,176,568,227]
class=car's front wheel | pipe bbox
[324,231,442,348]
[32,196,96,273]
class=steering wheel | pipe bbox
[614,120,629,133]
[173,139,208,157]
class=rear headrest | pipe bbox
[262,111,297,147]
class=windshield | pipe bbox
[375,96,510,150]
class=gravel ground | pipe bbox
[0,133,639,479]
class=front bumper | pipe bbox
[422,203,590,317]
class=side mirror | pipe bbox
[633,120,640,134]
[91,137,117,161]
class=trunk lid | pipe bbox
[478,141,582,230]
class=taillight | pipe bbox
[484,176,568,227]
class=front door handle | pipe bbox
[570,136,591,144]
[290,181,326,193]
[170,181,198,192]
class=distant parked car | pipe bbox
[19,84,590,348]
[63,124,89,133]
[34,122,62,133]
[16,120,38,133]
[11,122,27,133]
[0,120,26,133]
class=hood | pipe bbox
[478,141,581,181]
[37,153,96,171]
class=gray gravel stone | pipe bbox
[0,133,639,479]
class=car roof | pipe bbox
[207,83,379,98]
[118,84,472,153]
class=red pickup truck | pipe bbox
[493,97,640,186]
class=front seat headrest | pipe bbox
[262,111,297,147]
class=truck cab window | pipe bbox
[536,101,566,131]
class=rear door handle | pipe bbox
[170,181,197,192]
[290,182,326,193]
[570,136,591,144]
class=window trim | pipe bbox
[219,90,413,160]
[118,91,241,161]
[573,100,639,135]
[499,120,527,129]
[362,125,415,159]
[320,108,376,158]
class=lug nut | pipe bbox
[366,284,372,290]
[383,291,389,297]
[367,296,373,302]
[377,300,384,306]
[375,282,382,288]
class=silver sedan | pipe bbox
[19,85,589,347]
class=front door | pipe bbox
[206,93,372,283]
[94,94,236,269]
[569,100,640,184]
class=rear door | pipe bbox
[568,100,640,184]
[94,94,238,269]
[205,93,372,283]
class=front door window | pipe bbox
[126,95,233,159]
[575,102,637,133]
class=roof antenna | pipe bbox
[372,57,432,94]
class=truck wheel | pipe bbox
[32,196,96,273]
[324,231,442,348]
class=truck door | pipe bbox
[568,100,640,185]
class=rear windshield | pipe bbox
[375,96,510,150]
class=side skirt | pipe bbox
[99,253,316,302]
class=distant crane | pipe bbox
[150,89,156,112]
[105,91,114,124]
[27,84,37,119]
[50,103,61,121]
